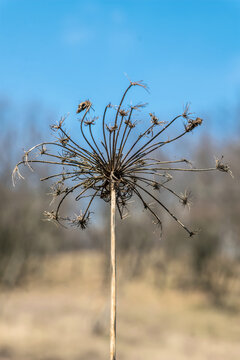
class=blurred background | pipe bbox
[0,1,240,359]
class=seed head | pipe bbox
[13,79,231,236]
[76,100,92,114]
[215,156,233,178]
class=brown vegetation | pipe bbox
[1,92,240,359]
[0,252,240,360]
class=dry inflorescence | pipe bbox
[12,80,232,236]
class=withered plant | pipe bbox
[13,80,232,360]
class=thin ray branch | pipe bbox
[127,178,195,237]
[121,114,182,169]
[123,178,163,230]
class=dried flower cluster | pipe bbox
[12,80,232,236]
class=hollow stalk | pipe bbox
[110,180,116,360]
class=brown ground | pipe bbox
[0,252,239,360]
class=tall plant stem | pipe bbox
[110,180,116,360]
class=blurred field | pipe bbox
[0,251,239,360]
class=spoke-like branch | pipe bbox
[123,178,162,230]
[122,115,182,169]
[125,165,217,174]
[126,178,194,236]
[82,190,99,218]
[115,107,134,168]
[127,174,184,202]
[122,128,188,171]
[58,127,98,164]
[41,172,85,182]
[102,103,111,163]
[89,124,107,165]
[79,107,104,163]
[55,182,84,220]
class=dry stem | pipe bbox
[110,180,116,360]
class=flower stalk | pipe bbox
[110,179,116,360]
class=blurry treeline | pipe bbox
[1,98,240,308]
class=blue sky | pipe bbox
[1,0,240,137]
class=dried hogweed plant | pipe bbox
[12,80,232,360]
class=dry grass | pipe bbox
[0,251,239,360]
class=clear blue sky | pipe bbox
[1,0,240,136]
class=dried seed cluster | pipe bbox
[12,80,232,235]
